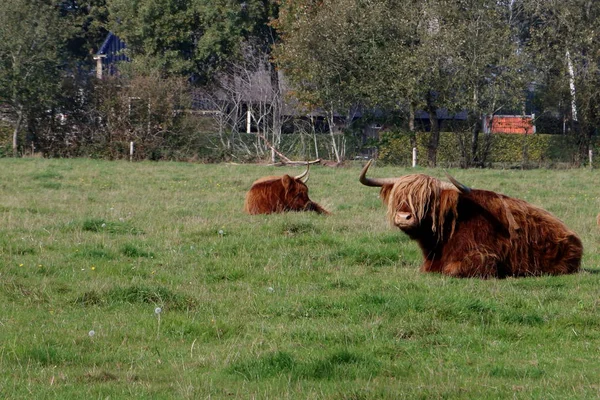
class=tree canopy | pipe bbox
[107,0,278,81]
[0,0,598,163]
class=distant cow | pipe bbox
[359,160,582,278]
[244,165,330,215]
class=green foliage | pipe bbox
[0,0,73,154]
[524,0,600,158]
[107,0,277,80]
[379,131,599,168]
[0,123,11,157]
[274,0,528,167]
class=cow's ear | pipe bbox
[282,175,293,190]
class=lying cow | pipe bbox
[359,160,582,278]
[244,165,330,215]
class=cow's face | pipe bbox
[282,175,312,211]
[384,176,440,233]
[380,184,421,230]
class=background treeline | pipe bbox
[0,0,598,167]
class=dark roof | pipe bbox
[415,109,467,120]
[96,32,129,64]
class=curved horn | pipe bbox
[295,163,310,183]
[444,171,471,194]
[359,159,399,187]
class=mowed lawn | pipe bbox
[0,158,599,399]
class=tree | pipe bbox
[59,0,110,60]
[273,0,394,162]
[523,0,600,165]
[274,0,528,166]
[0,0,73,156]
[440,0,528,167]
[106,0,278,82]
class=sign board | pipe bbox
[483,115,535,135]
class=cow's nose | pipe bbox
[398,212,411,220]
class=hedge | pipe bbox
[378,131,600,168]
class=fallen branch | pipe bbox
[255,131,291,163]
[268,158,322,167]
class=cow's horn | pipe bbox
[295,163,310,183]
[444,172,471,194]
[359,159,398,187]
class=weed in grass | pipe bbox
[40,181,62,189]
[32,170,63,180]
[489,364,545,379]
[279,221,320,236]
[82,218,142,234]
[230,351,297,380]
[75,285,197,311]
[121,243,154,258]
[72,245,115,260]
[307,350,379,380]
[230,350,380,382]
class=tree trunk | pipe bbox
[408,102,417,148]
[12,107,23,157]
[311,115,319,159]
[470,115,481,167]
[327,109,341,163]
[270,64,282,164]
[426,94,439,167]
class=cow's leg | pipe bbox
[441,250,501,278]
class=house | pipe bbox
[93,32,128,79]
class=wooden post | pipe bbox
[412,147,417,168]
[130,141,134,162]
[93,54,106,79]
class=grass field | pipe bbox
[1,158,599,399]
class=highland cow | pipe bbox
[244,165,329,215]
[359,160,582,278]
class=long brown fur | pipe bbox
[374,173,582,278]
[244,175,329,215]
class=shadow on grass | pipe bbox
[75,285,197,311]
[228,350,380,381]
[582,268,600,275]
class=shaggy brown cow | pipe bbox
[359,160,582,278]
[244,165,329,215]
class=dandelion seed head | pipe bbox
[155,307,162,315]
[89,330,95,337]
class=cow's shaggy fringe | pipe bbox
[384,174,458,241]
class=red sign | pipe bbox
[485,115,535,135]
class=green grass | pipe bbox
[0,158,599,399]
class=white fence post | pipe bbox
[412,147,417,168]
[130,141,134,162]
[589,149,593,169]
[246,110,252,134]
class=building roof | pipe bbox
[95,32,129,64]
